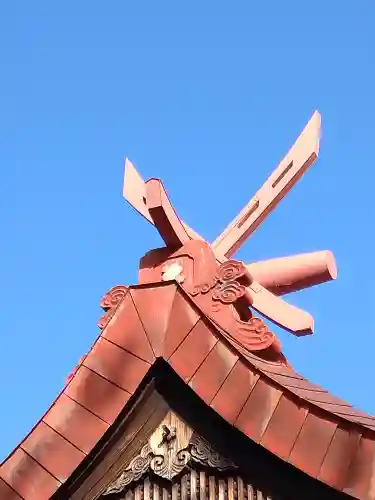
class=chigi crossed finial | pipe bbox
[5,112,375,500]
[122,111,336,341]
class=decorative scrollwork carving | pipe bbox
[205,259,279,353]
[212,280,246,304]
[104,444,153,494]
[212,260,252,305]
[103,418,238,495]
[190,433,237,471]
[217,260,251,284]
[163,241,278,357]
[98,285,128,329]
[150,448,191,480]
[191,276,219,296]
[235,317,275,350]
[191,258,251,298]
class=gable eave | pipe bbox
[1,282,374,500]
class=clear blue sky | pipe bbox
[1,2,374,461]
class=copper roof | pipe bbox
[3,112,371,500]
[1,283,375,500]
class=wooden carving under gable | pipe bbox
[104,413,237,496]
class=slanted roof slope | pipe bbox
[1,283,375,500]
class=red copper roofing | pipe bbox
[3,112,371,500]
[1,283,375,500]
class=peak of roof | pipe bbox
[124,111,336,341]
[3,113,366,500]
[1,283,374,500]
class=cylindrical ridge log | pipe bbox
[247,250,337,296]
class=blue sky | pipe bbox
[1,2,375,460]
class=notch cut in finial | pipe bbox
[212,110,321,259]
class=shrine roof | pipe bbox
[2,111,373,500]
[1,282,375,500]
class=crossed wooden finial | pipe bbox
[122,111,337,336]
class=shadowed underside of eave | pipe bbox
[1,282,375,500]
[51,368,355,500]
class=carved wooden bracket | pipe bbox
[103,414,237,495]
